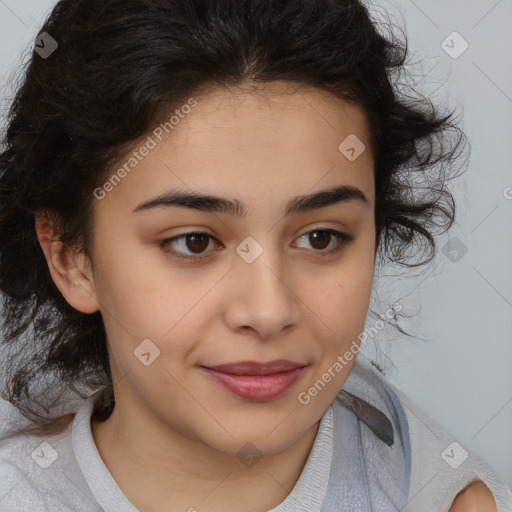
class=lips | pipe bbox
[200,360,306,401]
[204,359,306,376]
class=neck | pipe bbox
[91,397,321,512]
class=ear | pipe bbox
[35,209,99,314]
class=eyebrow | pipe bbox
[133,184,368,217]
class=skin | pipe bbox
[34,81,496,511]
[449,480,497,511]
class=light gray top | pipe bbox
[1,355,511,511]
[0,388,335,511]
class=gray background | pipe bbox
[1,0,511,486]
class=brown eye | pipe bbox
[295,229,354,256]
[161,232,216,260]
[308,230,331,250]
[161,228,354,263]
[183,233,210,253]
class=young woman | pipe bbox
[0,0,510,510]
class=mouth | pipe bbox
[199,360,307,401]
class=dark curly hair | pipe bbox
[0,0,468,441]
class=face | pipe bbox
[84,82,376,456]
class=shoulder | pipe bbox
[390,384,512,512]
[448,480,497,511]
[0,424,91,511]
[0,446,51,511]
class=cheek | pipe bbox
[326,255,374,318]
[315,250,375,350]
[90,233,168,320]
[323,279,372,341]
[92,252,210,370]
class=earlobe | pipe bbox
[35,210,100,314]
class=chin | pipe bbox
[200,422,310,459]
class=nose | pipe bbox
[224,243,301,339]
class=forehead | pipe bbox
[168,82,372,158]
[96,82,375,215]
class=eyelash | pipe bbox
[160,228,354,262]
